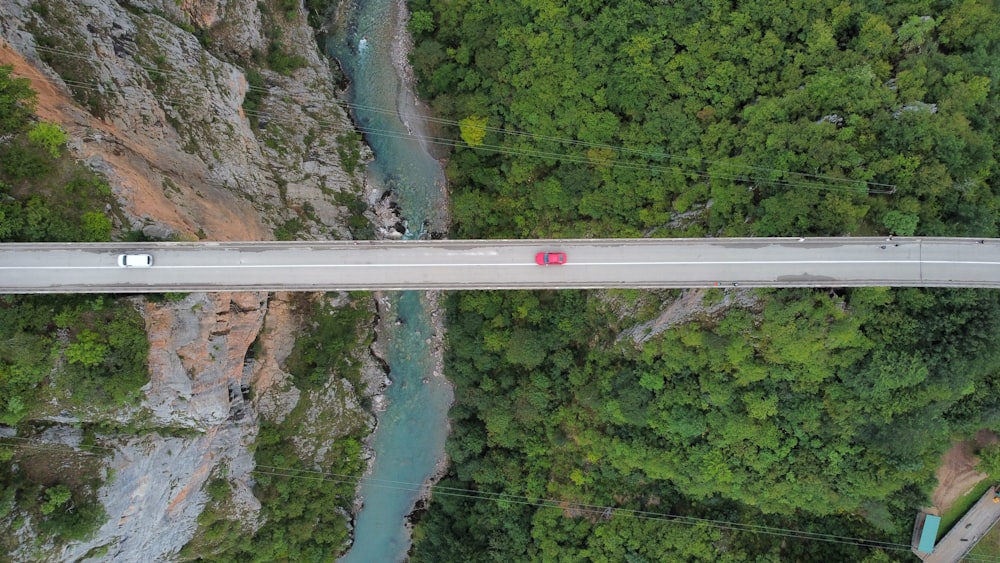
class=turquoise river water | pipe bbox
[328,1,454,562]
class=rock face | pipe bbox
[144,293,267,428]
[59,425,259,563]
[49,291,274,562]
[0,0,362,242]
[249,292,303,424]
[0,0,373,560]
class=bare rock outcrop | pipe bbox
[59,424,259,563]
[144,0,268,58]
[144,292,266,428]
[615,288,763,345]
[249,292,302,424]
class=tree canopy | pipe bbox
[409,0,1000,240]
[0,65,35,137]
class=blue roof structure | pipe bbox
[919,514,941,553]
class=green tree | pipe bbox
[978,444,1000,477]
[27,122,68,158]
[40,484,71,515]
[1,144,53,180]
[897,15,937,52]
[883,210,919,235]
[0,65,36,136]
[409,10,435,35]
[81,211,112,242]
[458,115,487,147]
[65,330,109,368]
[504,328,547,369]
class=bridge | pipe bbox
[915,486,1000,562]
[0,237,997,293]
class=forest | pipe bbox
[405,0,1000,560]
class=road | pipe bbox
[921,486,1000,562]
[0,237,997,293]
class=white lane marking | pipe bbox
[169,260,927,267]
[0,260,945,269]
[923,260,1000,264]
[3,260,1000,270]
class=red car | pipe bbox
[535,252,567,265]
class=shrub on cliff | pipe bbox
[0,65,35,137]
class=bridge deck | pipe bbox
[921,487,1000,563]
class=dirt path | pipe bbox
[931,430,998,514]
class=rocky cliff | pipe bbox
[0,0,377,560]
[1,0,364,241]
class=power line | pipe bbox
[31,41,896,191]
[251,464,1000,562]
[0,436,108,457]
[252,464,920,555]
[0,430,933,554]
[14,41,895,195]
[3,435,998,560]
[29,73,877,196]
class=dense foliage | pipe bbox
[0,446,107,555]
[409,0,998,239]
[405,1,1000,560]
[413,287,1000,560]
[0,295,150,426]
[184,419,367,562]
[285,295,373,390]
[230,421,365,561]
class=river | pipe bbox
[327,1,453,562]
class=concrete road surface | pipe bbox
[0,237,997,293]
[922,486,1000,562]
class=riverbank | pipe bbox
[329,0,454,559]
[398,0,453,516]
[388,0,450,232]
[376,0,453,518]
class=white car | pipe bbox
[118,254,153,268]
